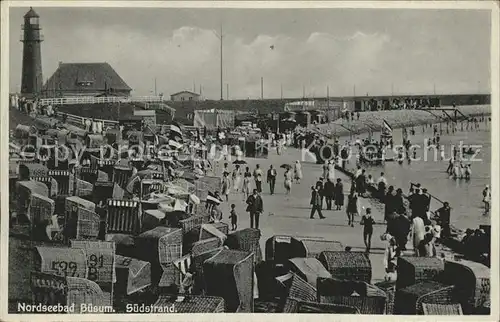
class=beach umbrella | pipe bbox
[233,159,247,165]
[280,164,292,169]
[206,193,222,205]
[189,194,200,205]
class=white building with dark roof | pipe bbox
[170,90,201,102]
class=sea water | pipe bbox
[351,124,491,230]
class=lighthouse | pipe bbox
[21,7,43,96]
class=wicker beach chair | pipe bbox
[34,246,88,278]
[105,199,140,235]
[66,276,112,313]
[375,280,396,314]
[75,179,93,197]
[135,227,183,286]
[203,249,254,312]
[190,247,225,295]
[79,167,98,184]
[317,277,387,314]
[298,237,344,259]
[70,240,115,285]
[91,181,114,205]
[19,163,49,181]
[442,259,490,314]
[141,210,165,233]
[115,255,151,296]
[283,298,360,314]
[318,251,372,283]
[31,272,68,307]
[113,166,133,190]
[225,228,263,264]
[396,257,445,290]
[153,294,225,313]
[29,193,55,224]
[49,169,72,195]
[17,180,50,217]
[288,257,331,288]
[179,213,211,235]
[422,303,463,315]
[199,223,229,240]
[192,237,224,257]
[31,176,57,197]
[394,281,456,315]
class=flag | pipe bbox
[382,120,393,136]
[168,121,183,150]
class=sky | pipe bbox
[9,7,492,99]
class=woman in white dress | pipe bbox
[232,165,242,192]
[294,161,303,184]
[322,161,329,180]
[284,169,293,197]
[221,172,231,202]
[327,160,335,182]
[242,167,252,201]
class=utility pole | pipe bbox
[226,83,229,100]
[280,84,283,100]
[391,83,394,96]
[261,77,265,99]
[220,24,223,100]
[193,81,196,93]
[303,85,305,99]
[154,78,157,96]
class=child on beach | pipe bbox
[360,208,375,253]
[229,204,238,231]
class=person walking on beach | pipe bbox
[310,186,326,219]
[221,172,231,202]
[322,161,329,180]
[346,190,358,227]
[360,208,375,253]
[446,157,454,174]
[412,215,426,256]
[334,178,344,211]
[267,165,277,195]
[435,201,451,238]
[324,178,335,210]
[246,189,263,229]
[253,164,263,193]
[482,185,490,214]
[229,203,238,231]
[232,165,242,192]
[384,186,395,222]
[284,168,293,197]
[242,167,252,201]
[294,160,303,184]
[355,169,367,197]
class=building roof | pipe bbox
[43,62,132,93]
[171,90,200,97]
[24,7,39,18]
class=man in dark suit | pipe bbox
[267,165,277,195]
[246,189,264,229]
[310,186,326,219]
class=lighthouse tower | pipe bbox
[21,7,43,96]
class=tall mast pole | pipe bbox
[220,24,223,100]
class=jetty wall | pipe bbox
[314,105,491,137]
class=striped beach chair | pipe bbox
[79,167,98,183]
[49,170,72,195]
[113,167,133,189]
[105,199,140,235]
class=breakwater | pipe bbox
[315,105,491,137]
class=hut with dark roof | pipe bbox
[43,62,132,97]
